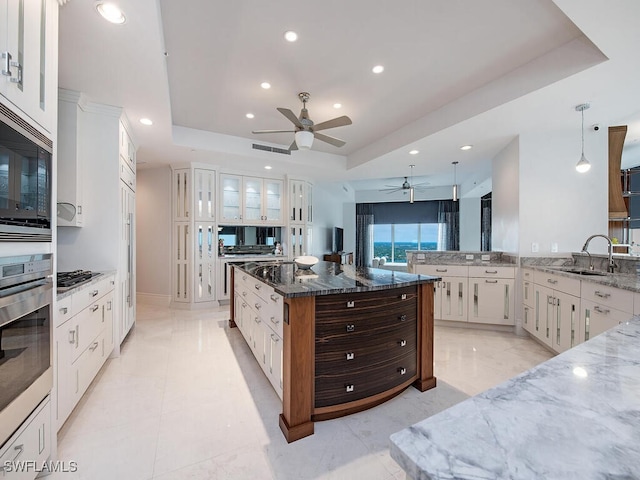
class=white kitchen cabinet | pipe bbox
[468,266,515,325]
[289,224,313,258]
[171,164,217,306]
[579,281,633,344]
[57,90,84,226]
[56,95,137,357]
[243,177,283,224]
[55,275,115,430]
[522,268,535,335]
[289,178,313,224]
[219,173,242,223]
[119,121,136,173]
[0,396,51,479]
[414,265,468,322]
[0,0,57,134]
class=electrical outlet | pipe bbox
[551,242,558,253]
[481,254,490,261]
[531,242,539,253]
[417,254,425,260]
[466,254,474,260]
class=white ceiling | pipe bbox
[57,0,640,195]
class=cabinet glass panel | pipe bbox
[244,178,262,221]
[265,180,282,222]
[221,176,241,221]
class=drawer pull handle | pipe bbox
[90,290,99,297]
[91,305,100,312]
[242,302,247,308]
[400,340,407,347]
[594,291,611,299]
[485,270,498,274]
[270,334,279,343]
[399,314,407,322]
[547,279,558,285]
[89,342,99,351]
[0,443,24,468]
[485,279,498,284]
[254,303,262,310]
[436,268,448,273]
[254,317,261,324]
[399,367,407,375]
[346,352,355,360]
[242,291,247,297]
[346,384,354,393]
[68,329,76,345]
[594,306,610,315]
[270,294,279,302]
[60,307,68,314]
[270,316,279,326]
[346,301,355,308]
[401,294,407,300]
[254,284,261,290]
[346,324,355,333]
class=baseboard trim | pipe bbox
[137,293,172,307]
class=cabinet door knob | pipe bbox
[270,316,279,326]
[398,367,407,375]
[346,352,355,360]
[254,303,261,310]
[399,340,407,347]
[346,324,355,332]
[345,384,354,393]
[399,314,407,322]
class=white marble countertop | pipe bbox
[390,317,640,480]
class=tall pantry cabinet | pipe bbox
[57,90,136,354]
[171,164,216,307]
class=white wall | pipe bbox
[136,166,172,297]
[459,197,481,250]
[310,182,347,257]
[491,137,520,253]
[518,128,607,255]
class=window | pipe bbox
[373,223,444,263]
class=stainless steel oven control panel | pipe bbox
[0,254,52,287]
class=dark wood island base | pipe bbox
[229,261,438,443]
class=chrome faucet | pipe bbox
[581,234,616,273]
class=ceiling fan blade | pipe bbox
[313,115,352,132]
[252,129,296,134]
[314,132,346,147]
[277,108,304,128]
[289,140,298,151]
[378,187,402,192]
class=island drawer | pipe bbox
[315,350,417,408]
[315,286,417,317]
[316,307,416,340]
[315,323,416,375]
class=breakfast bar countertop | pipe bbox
[389,316,640,480]
[231,260,439,298]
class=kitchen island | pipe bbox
[390,316,640,479]
[229,260,439,442]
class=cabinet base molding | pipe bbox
[169,300,219,310]
[137,293,171,307]
[414,376,437,392]
[435,319,515,333]
[278,414,314,443]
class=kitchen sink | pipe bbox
[562,269,608,276]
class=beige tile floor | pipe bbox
[52,304,553,480]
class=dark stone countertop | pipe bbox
[231,260,439,298]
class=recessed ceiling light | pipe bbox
[96,2,126,24]
[409,149,419,155]
[460,145,473,151]
[139,118,153,126]
[372,65,384,74]
[261,82,271,90]
[284,31,298,42]
[264,165,272,170]
[246,113,255,119]
[333,103,342,109]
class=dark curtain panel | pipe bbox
[481,193,492,251]
[355,203,374,267]
[437,200,460,250]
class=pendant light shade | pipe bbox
[409,186,415,204]
[575,103,591,173]
[452,161,459,202]
[295,130,314,149]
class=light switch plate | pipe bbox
[551,242,558,253]
[466,254,474,260]
[417,254,425,260]
[531,242,539,253]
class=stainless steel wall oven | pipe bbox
[0,254,52,446]
[0,102,53,242]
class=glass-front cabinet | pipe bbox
[243,177,263,222]
[219,174,242,223]
[264,179,283,224]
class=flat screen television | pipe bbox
[334,226,344,253]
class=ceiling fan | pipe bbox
[379,165,430,203]
[252,92,352,151]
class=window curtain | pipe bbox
[355,203,374,267]
[437,200,459,250]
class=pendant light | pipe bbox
[409,164,415,203]
[452,161,459,201]
[575,103,591,173]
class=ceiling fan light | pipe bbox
[295,130,314,149]
[452,184,458,202]
[576,153,591,173]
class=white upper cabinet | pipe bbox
[243,176,283,225]
[289,179,313,224]
[219,173,242,223]
[119,121,136,173]
[194,168,215,221]
[172,168,191,221]
[0,0,57,134]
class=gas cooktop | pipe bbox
[57,270,102,290]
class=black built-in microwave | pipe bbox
[0,102,52,241]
